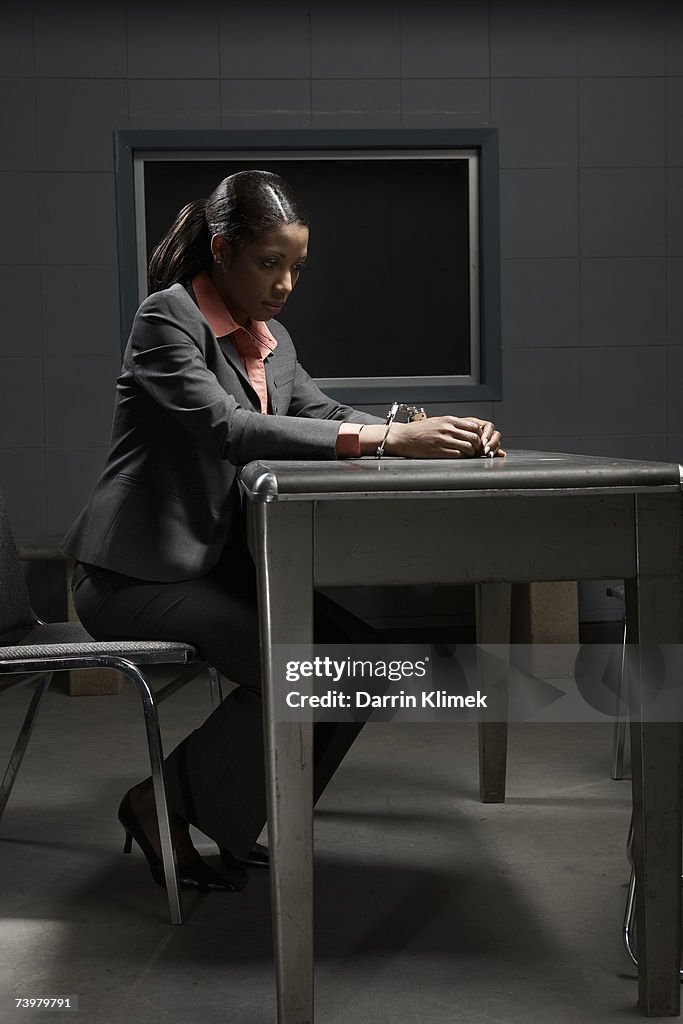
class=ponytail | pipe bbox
[147,198,211,292]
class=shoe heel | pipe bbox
[118,791,166,889]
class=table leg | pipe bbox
[476,583,511,803]
[629,714,682,1016]
[251,500,315,1024]
[627,490,683,1016]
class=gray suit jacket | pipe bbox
[63,282,381,581]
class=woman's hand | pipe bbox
[359,416,505,459]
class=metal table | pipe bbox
[239,450,683,1022]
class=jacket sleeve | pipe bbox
[130,289,379,464]
[286,358,383,426]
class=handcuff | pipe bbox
[376,402,427,459]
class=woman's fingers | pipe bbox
[483,428,503,456]
[453,418,506,458]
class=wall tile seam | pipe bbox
[0,446,46,452]
[579,164,671,169]
[27,167,120,175]
[0,445,48,453]
[136,74,308,82]
[30,18,49,533]
[579,341,670,348]
[0,264,117,268]
[0,73,610,81]
[488,75,582,80]
[502,165,668,171]
[496,73,669,79]
[577,348,667,356]
[501,164,583,171]
[581,160,675,166]
[3,75,130,82]
[27,76,225,85]
[501,256,674,262]
[665,346,673,434]
[224,72,323,85]
[502,342,669,350]
[507,344,670,352]
[10,73,680,82]
[501,346,578,353]
[311,74,493,81]
[665,78,671,335]
[577,74,671,81]
[32,77,130,84]
[666,163,672,259]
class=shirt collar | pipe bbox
[191,271,277,351]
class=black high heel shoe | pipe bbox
[118,792,245,892]
[219,841,269,870]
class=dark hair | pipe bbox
[147,170,308,293]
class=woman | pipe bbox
[64,170,504,892]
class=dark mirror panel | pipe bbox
[144,158,471,380]
[116,130,501,403]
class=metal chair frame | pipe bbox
[0,492,223,925]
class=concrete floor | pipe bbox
[0,666,646,1024]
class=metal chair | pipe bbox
[0,489,223,925]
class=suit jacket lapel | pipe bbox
[264,355,278,415]
[216,335,261,410]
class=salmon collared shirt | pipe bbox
[191,271,362,457]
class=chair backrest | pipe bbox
[0,491,35,637]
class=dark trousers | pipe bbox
[71,543,376,857]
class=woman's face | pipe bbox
[211,222,309,325]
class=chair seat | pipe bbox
[0,621,197,665]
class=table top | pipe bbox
[239,450,683,503]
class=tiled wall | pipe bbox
[1,1,681,616]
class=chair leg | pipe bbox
[0,672,53,823]
[111,659,183,925]
[207,665,223,710]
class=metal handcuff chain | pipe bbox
[375,402,427,459]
